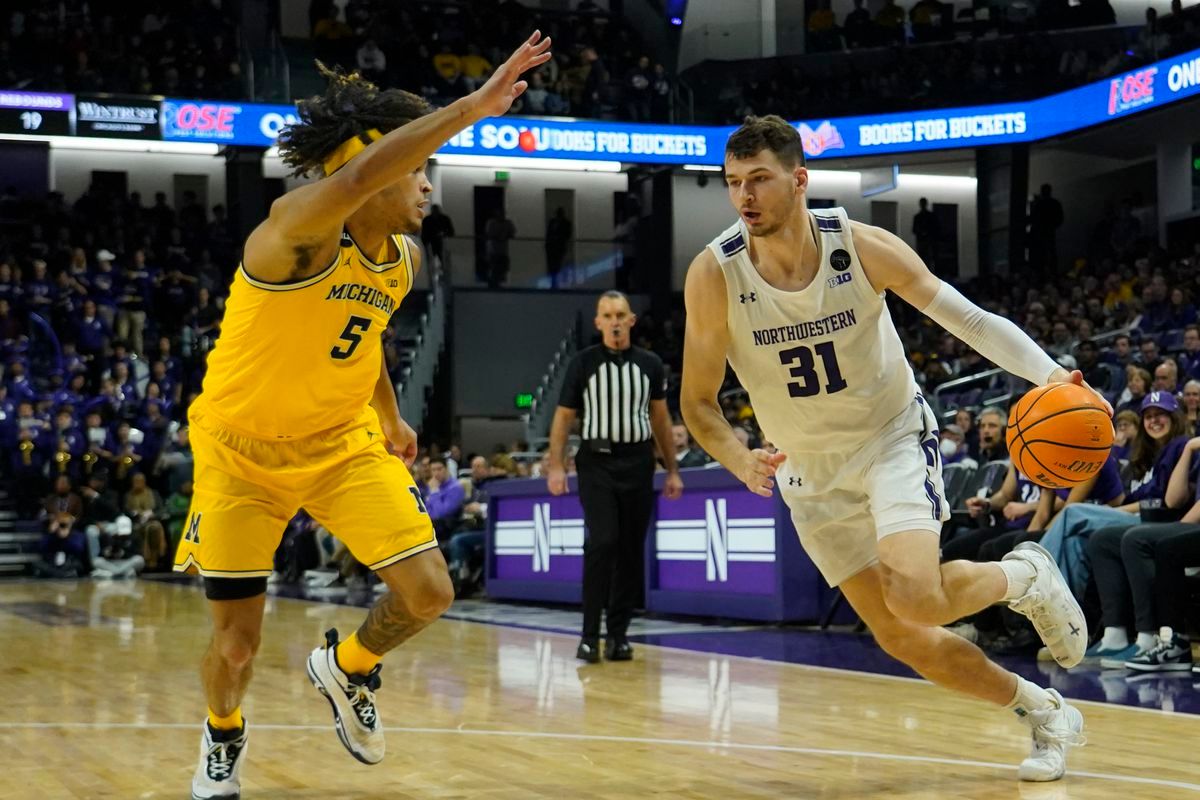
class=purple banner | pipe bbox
[654,490,777,596]
[492,495,585,583]
[0,91,73,111]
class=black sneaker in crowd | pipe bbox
[576,638,601,663]
[1125,628,1193,672]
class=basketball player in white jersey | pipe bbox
[681,116,1108,781]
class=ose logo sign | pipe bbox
[163,102,239,139]
[1108,67,1157,115]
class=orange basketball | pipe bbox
[1006,383,1114,489]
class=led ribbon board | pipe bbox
[145,47,1200,160]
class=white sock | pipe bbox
[1136,631,1157,651]
[1100,626,1129,650]
[1005,674,1055,720]
[998,560,1037,602]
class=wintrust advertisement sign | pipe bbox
[76,94,160,139]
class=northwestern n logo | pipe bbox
[183,513,202,544]
[705,498,728,582]
[532,502,551,573]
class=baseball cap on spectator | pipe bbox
[115,515,133,535]
[1141,391,1179,414]
[96,249,116,263]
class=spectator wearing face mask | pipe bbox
[939,424,978,468]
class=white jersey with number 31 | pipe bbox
[708,207,918,455]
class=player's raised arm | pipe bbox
[852,221,1113,414]
[246,32,552,282]
[680,249,784,497]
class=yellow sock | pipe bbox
[208,707,243,731]
[335,632,382,676]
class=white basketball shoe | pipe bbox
[191,721,248,800]
[1003,542,1088,668]
[306,628,386,764]
[1017,690,1085,781]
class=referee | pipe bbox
[547,290,684,663]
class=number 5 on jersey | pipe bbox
[331,315,372,360]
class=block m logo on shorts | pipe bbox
[183,512,202,544]
[532,502,551,573]
[705,498,728,583]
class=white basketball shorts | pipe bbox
[776,394,950,586]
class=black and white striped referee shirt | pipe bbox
[557,345,666,445]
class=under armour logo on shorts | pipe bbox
[740,292,757,304]
[788,477,802,486]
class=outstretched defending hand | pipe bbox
[737,449,787,498]
[473,31,553,118]
[1046,367,1114,416]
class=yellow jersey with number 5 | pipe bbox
[194,230,415,440]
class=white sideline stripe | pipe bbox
[3,721,1197,792]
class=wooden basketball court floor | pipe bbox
[2,579,1198,799]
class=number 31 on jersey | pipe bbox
[779,342,848,397]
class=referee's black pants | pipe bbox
[576,445,656,641]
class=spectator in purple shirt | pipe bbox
[109,421,146,490]
[75,299,111,359]
[0,262,20,308]
[110,361,139,405]
[22,259,53,317]
[154,337,182,382]
[1177,325,1200,381]
[6,360,37,404]
[89,250,121,329]
[149,360,180,406]
[1086,431,1200,667]
[56,342,84,379]
[424,456,465,538]
[53,408,85,458]
[53,373,89,411]
[1164,287,1197,331]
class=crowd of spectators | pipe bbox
[310,0,674,122]
[0,183,429,578]
[1,0,244,98]
[704,0,1200,122]
[806,0,1184,52]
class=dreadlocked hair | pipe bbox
[278,61,433,178]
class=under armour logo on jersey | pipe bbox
[740,292,757,304]
[787,477,802,486]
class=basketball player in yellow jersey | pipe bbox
[175,33,552,800]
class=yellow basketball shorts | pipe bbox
[173,405,436,579]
